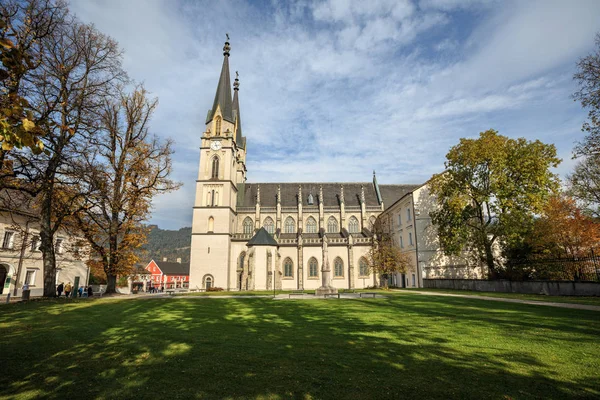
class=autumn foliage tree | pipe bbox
[367,215,411,288]
[74,85,180,293]
[528,194,600,258]
[429,130,561,278]
[2,0,126,296]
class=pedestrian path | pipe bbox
[402,290,600,311]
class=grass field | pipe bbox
[1,294,599,399]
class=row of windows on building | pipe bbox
[396,207,412,228]
[238,252,370,278]
[242,215,368,235]
[2,231,67,254]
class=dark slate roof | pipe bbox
[154,260,190,276]
[232,87,246,150]
[206,50,234,124]
[236,182,420,209]
[247,227,278,246]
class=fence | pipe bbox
[505,252,600,282]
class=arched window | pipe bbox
[284,217,295,233]
[334,257,344,277]
[203,274,214,289]
[206,191,211,206]
[307,193,314,205]
[264,217,274,234]
[208,216,214,232]
[348,216,360,233]
[243,217,253,234]
[308,257,318,278]
[306,217,317,234]
[283,257,293,278]
[238,252,246,271]
[211,156,219,179]
[215,116,221,136]
[359,257,369,276]
[214,191,219,206]
[327,216,338,233]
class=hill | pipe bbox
[139,225,191,264]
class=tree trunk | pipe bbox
[105,273,117,294]
[40,171,57,297]
[484,240,497,279]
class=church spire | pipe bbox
[206,35,234,124]
[232,71,245,149]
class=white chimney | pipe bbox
[176,258,182,263]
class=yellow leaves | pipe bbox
[0,38,14,49]
[22,118,35,131]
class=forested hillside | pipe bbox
[139,226,192,263]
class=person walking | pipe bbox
[64,282,72,298]
[87,286,93,297]
[57,282,64,297]
[78,286,84,297]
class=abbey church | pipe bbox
[189,40,483,292]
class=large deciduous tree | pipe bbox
[570,33,600,216]
[429,129,561,278]
[9,8,126,296]
[74,86,179,293]
[367,215,411,288]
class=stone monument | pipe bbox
[316,236,338,296]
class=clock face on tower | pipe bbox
[210,140,222,151]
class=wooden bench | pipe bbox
[359,292,377,298]
[165,289,176,295]
[324,293,340,299]
[288,290,305,298]
[339,289,356,294]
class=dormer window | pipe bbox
[307,193,314,205]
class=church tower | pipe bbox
[189,37,247,290]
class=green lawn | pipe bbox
[403,288,600,306]
[1,294,599,399]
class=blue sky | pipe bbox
[70,0,600,230]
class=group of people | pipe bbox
[56,282,94,298]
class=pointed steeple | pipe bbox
[232,71,245,149]
[206,35,234,124]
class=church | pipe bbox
[189,39,483,292]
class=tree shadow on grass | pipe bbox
[0,295,599,399]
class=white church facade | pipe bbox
[189,40,483,291]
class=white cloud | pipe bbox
[69,0,600,229]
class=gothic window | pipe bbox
[284,217,295,233]
[211,156,219,179]
[359,257,369,276]
[308,257,318,277]
[238,252,246,271]
[264,217,274,234]
[243,217,253,234]
[334,257,344,277]
[284,258,293,278]
[214,191,219,206]
[208,216,214,232]
[206,191,211,206]
[307,194,314,205]
[327,216,338,233]
[348,216,360,233]
[407,208,412,222]
[215,117,221,136]
[306,217,317,234]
